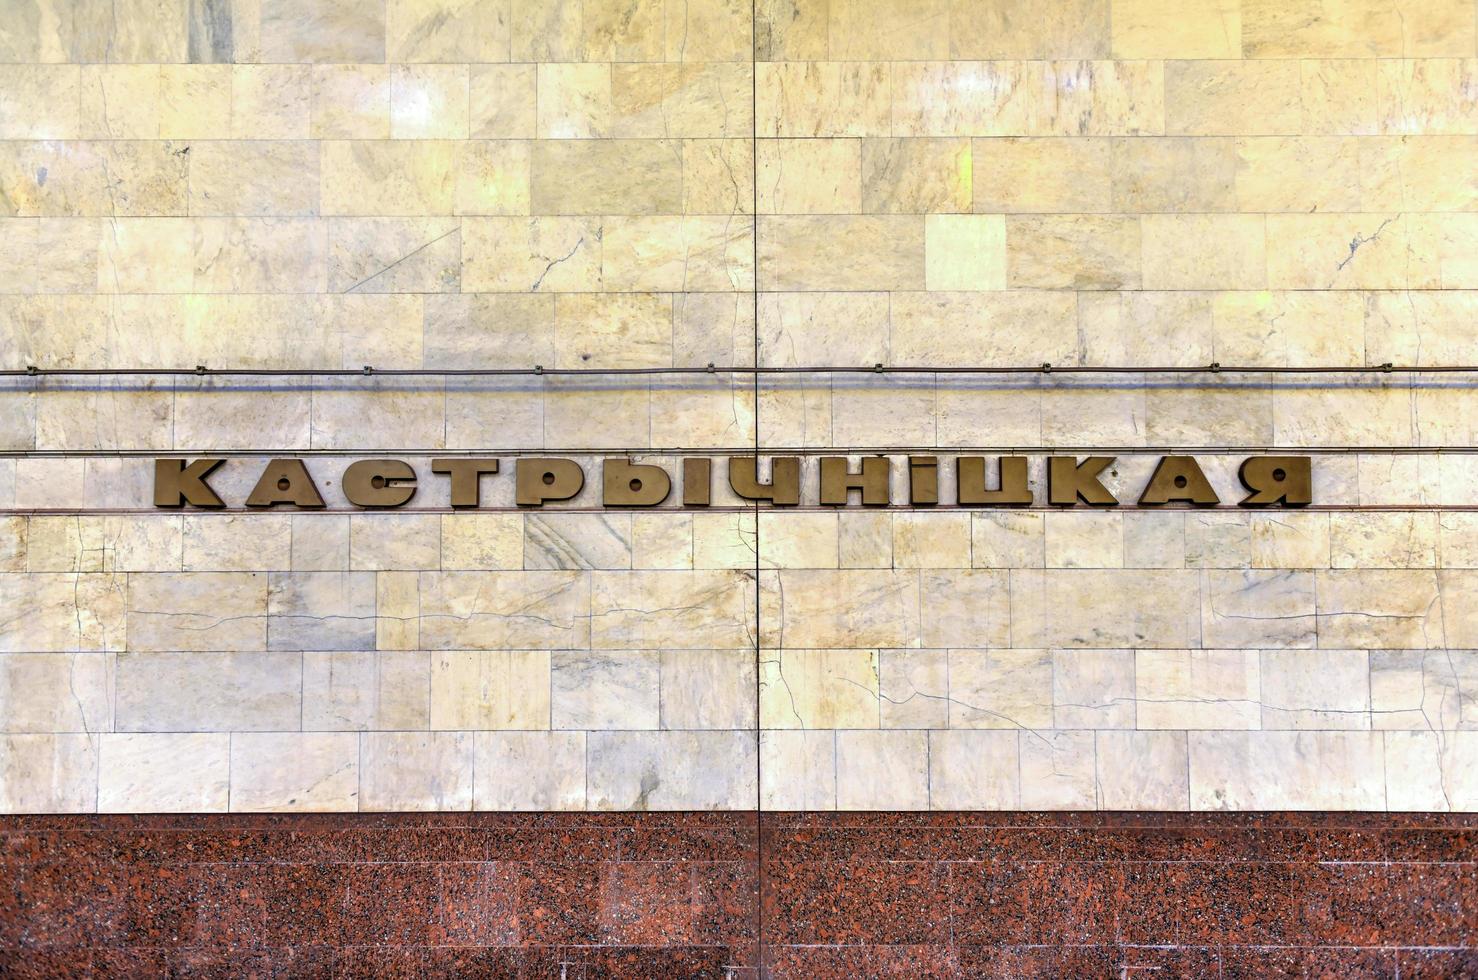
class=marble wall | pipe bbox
[1,0,1477,813]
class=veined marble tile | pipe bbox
[1095,730,1189,810]
[759,648,878,729]
[419,571,590,650]
[1136,648,1260,729]
[1111,0,1240,58]
[760,730,836,810]
[928,729,1019,809]
[1242,0,1475,58]
[551,650,658,730]
[97,733,229,813]
[836,729,927,810]
[474,731,587,811]
[1190,730,1385,809]
[432,650,550,730]
[1316,569,1445,649]
[127,572,264,652]
[1020,730,1096,809]
[229,733,359,812]
[361,731,473,811]
[0,734,98,813]
[660,649,756,729]
[302,650,430,731]
[115,651,301,732]
[0,652,112,734]
[388,0,512,61]
[587,730,756,810]
[1260,649,1371,730]
[593,569,753,650]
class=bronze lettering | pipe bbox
[343,459,417,508]
[819,456,890,506]
[729,456,800,506]
[1139,456,1219,506]
[1048,456,1118,507]
[909,456,939,505]
[431,458,500,508]
[1239,456,1313,507]
[683,458,712,506]
[957,456,1033,506]
[603,458,671,506]
[153,458,226,508]
[246,458,326,508]
[516,458,585,506]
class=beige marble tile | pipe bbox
[1384,731,1478,811]
[0,652,112,734]
[973,137,1113,213]
[1095,730,1189,810]
[551,650,658,730]
[1166,60,1302,136]
[1111,0,1240,58]
[948,648,1052,730]
[0,65,79,139]
[1006,215,1141,290]
[1136,648,1261,730]
[97,733,229,813]
[184,515,292,572]
[836,729,928,810]
[1053,649,1135,729]
[1242,0,1475,58]
[925,214,1007,291]
[311,65,391,139]
[531,139,683,215]
[1316,569,1445,648]
[1260,649,1371,730]
[757,138,862,214]
[0,734,98,813]
[756,62,890,138]
[302,650,430,731]
[1250,513,1331,569]
[259,0,386,62]
[420,571,589,650]
[462,216,602,291]
[660,649,756,729]
[593,569,753,649]
[760,648,878,729]
[441,514,523,571]
[759,512,838,569]
[587,731,756,809]
[474,731,587,811]
[892,513,970,569]
[1202,569,1316,648]
[951,0,1109,58]
[1190,730,1385,809]
[388,0,511,61]
[361,731,473,811]
[928,730,1019,809]
[760,730,836,809]
[1011,569,1201,649]
[434,650,552,730]
[127,572,266,652]
[229,733,359,812]
[116,651,301,732]
[1020,730,1097,809]
[760,215,925,291]
[1330,512,1438,568]
[761,569,920,649]
[1045,513,1124,569]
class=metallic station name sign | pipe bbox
[154,455,1312,509]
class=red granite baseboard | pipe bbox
[2,812,1474,978]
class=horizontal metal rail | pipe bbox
[1,363,1475,378]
